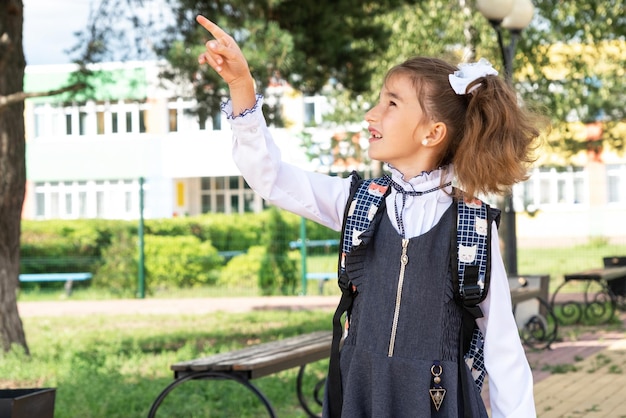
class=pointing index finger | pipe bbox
[196,15,228,41]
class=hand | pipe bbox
[196,15,252,90]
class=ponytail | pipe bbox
[453,76,542,199]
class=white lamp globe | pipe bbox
[502,0,535,30]
[476,0,515,21]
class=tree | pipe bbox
[0,0,87,354]
[70,0,425,126]
[513,0,625,160]
[0,0,28,354]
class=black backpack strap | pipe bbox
[327,275,353,417]
[327,172,362,418]
[327,173,391,417]
[451,193,493,417]
[450,195,494,418]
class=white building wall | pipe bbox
[21,61,626,247]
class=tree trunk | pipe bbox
[0,0,29,354]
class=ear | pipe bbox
[425,122,447,146]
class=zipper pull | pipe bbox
[401,238,409,265]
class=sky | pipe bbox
[23,0,93,65]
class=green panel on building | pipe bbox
[24,66,148,103]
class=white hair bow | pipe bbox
[448,58,498,95]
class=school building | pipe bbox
[23,61,626,246]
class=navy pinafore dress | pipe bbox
[324,203,489,417]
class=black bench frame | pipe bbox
[550,260,626,325]
[509,275,558,350]
[147,330,332,418]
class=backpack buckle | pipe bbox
[338,272,353,294]
[461,265,482,306]
[461,283,482,305]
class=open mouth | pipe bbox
[369,128,382,141]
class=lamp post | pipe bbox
[477,0,534,276]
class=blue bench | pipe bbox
[19,272,92,296]
[306,272,335,295]
[289,239,339,250]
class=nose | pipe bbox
[364,107,376,123]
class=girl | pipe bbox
[196,14,539,418]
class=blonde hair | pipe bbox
[384,57,543,199]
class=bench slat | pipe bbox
[174,333,320,371]
[233,337,332,379]
[19,273,93,282]
[510,287,542,305]
[173,331,332,379]
[564,266,626,282]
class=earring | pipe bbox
[421,139,429,146]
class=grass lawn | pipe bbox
[1,310,334,418]
[7,243,625,416]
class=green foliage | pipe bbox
[143,235,223,291]
[93,229,138,296]
[20,219,135,273]
[260,207,299,295]
[218,246,264,290]
[517,0,625,158]
[19,210,338,295]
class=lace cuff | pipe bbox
[220,94,264,119]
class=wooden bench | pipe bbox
[509,275,558,350]
[603,256,626,301]
[19,272,92,296]
[148,330,333,418]
[551,264,626,324]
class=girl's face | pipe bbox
[364,73,439,178]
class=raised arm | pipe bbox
[196,15,256,116]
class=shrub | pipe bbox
[260,207,299,295]
[218,246,265,290]
[143,235,223,291]
[92,230,138,296]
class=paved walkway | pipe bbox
[17,296,626,417]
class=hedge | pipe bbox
[19,209,339,293]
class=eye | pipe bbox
[389,101,397,107]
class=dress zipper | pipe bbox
[388,238,409,357]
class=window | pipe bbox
[304,101,315,126]
[169,108,178,132]
[79,111,88,135]
[79,191,87,217]
[49,190,59,218]
[35,182,45,217]
[65,114,72,135]
[34,111,44,138]
[201,194,211,213]
[126,111,133,133]
[517,166,588,209]
[607,164,626,204]
[30,179,141,220]
[111,112,118,133]
[97,111,106,135]
[230,195,239,213]
[63,181,73,217]
[139,110,146,133]
[200,176,257,214]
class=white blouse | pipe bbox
[224,97,536,418]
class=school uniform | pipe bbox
[223,96,536,418]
